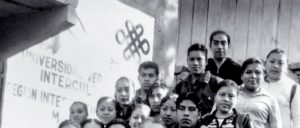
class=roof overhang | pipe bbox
[0,0,78,61]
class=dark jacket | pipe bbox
[200,109,253,128]
[173,71,222,117]
[206,58,243,85]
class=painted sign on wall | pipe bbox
[1,0,154,128]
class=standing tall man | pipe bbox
[134,61,160,104]
[205,30,243,85]
[173,43,222,117]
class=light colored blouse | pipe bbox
[263,77,300,128]
[236,86,282,128]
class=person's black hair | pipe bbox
[81,119,104,128]
[176,92,201,111]
[138,61,160,76]
[241,58,265,75]
[215,79,239,94]
[209,30,231,46]
[187,43,208,60]
[106,118,130,128]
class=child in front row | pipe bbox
[200,80,253,128]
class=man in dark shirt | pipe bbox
[173,43,222,117]
[206,30,243,85]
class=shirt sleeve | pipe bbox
[269,96,283,128]
[291,84,300,128]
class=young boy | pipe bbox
[114,76,135,122]
[134,61,159,104]
[200,80,253,128]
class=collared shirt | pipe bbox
[236,86,282,128]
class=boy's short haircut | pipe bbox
[209,30,231,46]
[216,79,239,94]
[106,118,130,128]
[187,43,208,60]
[115,76,135,91]
[176,92,201,111]
[138,61,159,76]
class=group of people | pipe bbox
[59,30,300,128]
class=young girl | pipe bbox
[114,77,136,122]
[96,96,117,126]
[129,103,151,128]
[145,82,169,118]
[200,80,252,128]
[159,94,178,128]
[70,101,88,124]
[264,48,300,128]
[236,58,282,128]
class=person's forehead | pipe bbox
[179,100,196,107]
[99,100,115,107]
[212,33,228,41]
[140,68,156,73]
[218,86,237,94]
[188,51,205,57]
[132,108,148,116]
[71,103,85,109]
[246,63,263,70]
[268,53,287,60]
[116,81,130,88]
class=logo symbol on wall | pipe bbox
[115,20,150,62]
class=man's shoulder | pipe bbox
[225,58,241,67]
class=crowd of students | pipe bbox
[59,30,300,128]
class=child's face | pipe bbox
[148,88,168,112]
[160,99,177,126]
[70,103,88,124]
[265,53,288,81]
[215,86,237,114]
[115,79,135,105]
[129,108,150,128]
[96,99,116,124]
